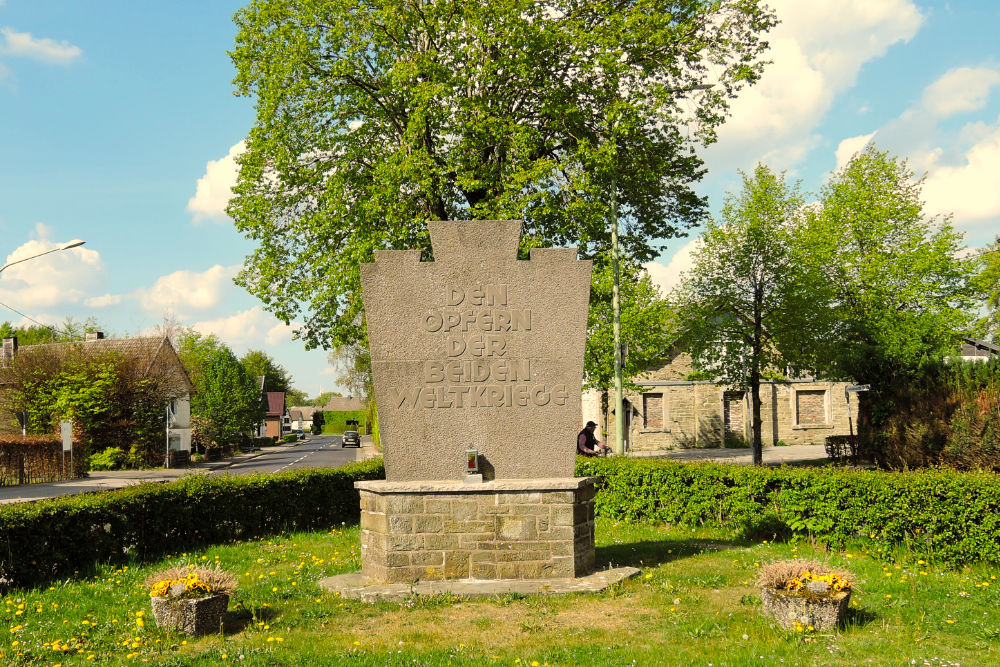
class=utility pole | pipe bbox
[611,176,624,456]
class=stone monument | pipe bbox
[321,220,637,599]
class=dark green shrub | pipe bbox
[576,456,1000,567]
[280,434,298,443]
[0,458,385,588]
[874,358,1000,470]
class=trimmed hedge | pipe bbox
[5,455,997,588]
[321,410,368,435]
[576,457,1000,567]
[0,458,385,588]
[0,436,83,485]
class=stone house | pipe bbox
[587,350,857,452]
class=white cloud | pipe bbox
[644,238,703,295]
[922,118,1000,226]
[84,293,122,308]
[921,67,1000,117]
[187,141,245,223]
[832,67,1000,238]
[191,306,300,348]
[704,0,923,172]
[834,131,877,171]
[0,224,103,308]
[0,27,82,65]
[135,264,239,317]
[265,320,301,346]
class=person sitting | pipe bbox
[577,421,610,456]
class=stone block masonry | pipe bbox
[357,478,597,583]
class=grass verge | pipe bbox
[2,519,997,665]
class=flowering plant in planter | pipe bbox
[757,560,853,631]
[146,565,237,635]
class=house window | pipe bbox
[795,389,827,425]
[643,393,664,429]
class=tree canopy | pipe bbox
[801,146,977,386]
[973,236,1000,341]
[229,0,777,348]
[177,329,265,448]
[240,349,293,394]
[584,260,675,397]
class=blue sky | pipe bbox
[1,0,998,398]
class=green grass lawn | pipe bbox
[2,519,997,666]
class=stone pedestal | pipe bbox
[356,477,597,583]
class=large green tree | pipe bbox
[229,0,777,348]
[803,146,977,385]
[193,347,264,448]
[800,146,978,458]
[177,330,265,448]
[673,165,818,464]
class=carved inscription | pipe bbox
[397,283,566,409]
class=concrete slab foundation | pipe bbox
[318,566,640,603]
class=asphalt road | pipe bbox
[214,434,361,476]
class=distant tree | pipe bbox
[285,388,309,407]
[309,391,341,408]
[584,260,675,429]
[192,347,263,448]
[228,0,777,348]
[240,349,292,394]
[673,165,819,464]
[973,236,1000,341]
[310,409,324,435]
[328,344,372,401]
[0,317,104,345]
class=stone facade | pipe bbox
[598,351,858,451]
[357,479,596,583]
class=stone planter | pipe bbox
[760,587,851,631]
[150,594,229,635]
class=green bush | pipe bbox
[576,456,1000,567]
[0,458,385,588]
[87,446,126,471]
[280,434,298,443]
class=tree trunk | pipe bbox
[751,289,764,466]
[750,369,763,465]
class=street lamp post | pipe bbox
[0,240,86,275]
